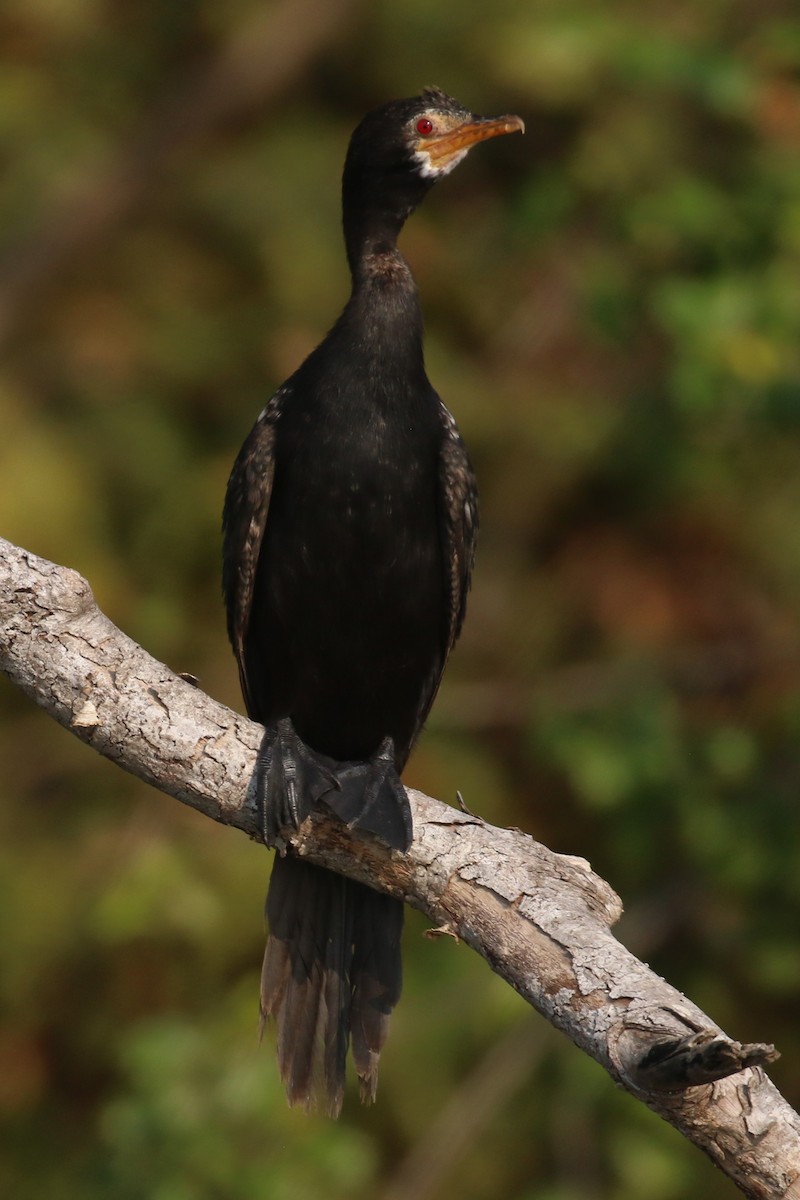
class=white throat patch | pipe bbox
[412,146,469,179]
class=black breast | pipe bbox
[242,352,447,767]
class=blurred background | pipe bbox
[1,0,799,1196]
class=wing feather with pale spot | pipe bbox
[222,388,286,714]
[438,403,479,659]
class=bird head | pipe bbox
[346,87,523,179]
[343,87,524,225]
[341,88,524,275]
[406,86,525,179]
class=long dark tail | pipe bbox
[260,855,404,1116]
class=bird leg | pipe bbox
[327,737,413,853]
[255,717,339,847]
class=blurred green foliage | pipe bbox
[1,0,800,1196]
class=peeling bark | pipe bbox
[1,535,799,1198]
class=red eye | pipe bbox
[416,117,434,136]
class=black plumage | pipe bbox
[222,87,523,1114]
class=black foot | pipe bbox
[327,737,413,853]
[256,718,339,847]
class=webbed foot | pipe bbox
[256,717,339,847]
[327,737,413,852]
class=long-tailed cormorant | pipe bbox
[223,87,523,1115]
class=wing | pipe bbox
[222,388,285,715]
[438,403,479,659]
[409,402,478,748]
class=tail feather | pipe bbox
[260,854,403,1114]
[262,856,352,1116]
[351,889,404,1103]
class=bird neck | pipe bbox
[343,207,408,280]
[342,165,433,280]
[342,210,422,344]
[350,241,415,291]
[337,175,432,379]
[339,252,425,376]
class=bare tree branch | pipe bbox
[1,534,799,1198]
